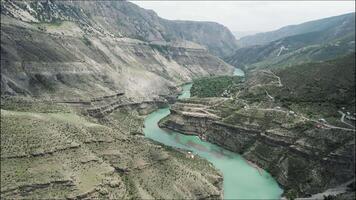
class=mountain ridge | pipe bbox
[226,12,355,70]
[237,12,355,47]
[1,0,236,99]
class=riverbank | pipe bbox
[143,81,283,199]
[158,67,355,199]
[0,92,226,199]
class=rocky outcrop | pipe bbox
[160,99,355,198]
[1,96,223,199]
[87,98,168,118]
[161,20,237,58]
[159,65,355,198]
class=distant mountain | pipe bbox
[1,0,236,98]
[237,13,355,47]
[226,13,355,70]
[232,31,259,40]
[161,20,238,58]
[62,1,238,58]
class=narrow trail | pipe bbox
[300,115,355,132]
[243,107,355,132]
[265,89,275,101]
[277,45,288,57]
[260,70,283,87]
[296,179,355,200]
[207,98,230,108]
[338,111,355,128]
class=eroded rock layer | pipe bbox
[0,0,235,199]
[1,94,223,199]
[160,55,355,198]
[1,0,235,99]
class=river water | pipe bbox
[143,69,282,199]
[233,68,245,77]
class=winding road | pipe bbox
[338,111,355,128]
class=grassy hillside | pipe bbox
[191,76,243,98]
[193,53,355,120]
[0,96,222,199]
[275,53,355,105]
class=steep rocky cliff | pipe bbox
[160,19,237,58]
[1,0,235,99]
[1,95,223,199]
[0,0,236,199]
[160,55,356,199]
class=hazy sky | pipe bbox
[132,1,355,33]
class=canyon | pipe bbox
[1,0,355,199]
[160,54,355,199]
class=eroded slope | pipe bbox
[160,55,356,199]
[1,95,223,199]
[1,0,234,99]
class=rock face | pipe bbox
[160,55,355,198]
[0,1,233,199]
[1,94,223,199]
[161,102,355,197]
[1,0,235,99]
[160,20,237,58]
[62,0,238,57]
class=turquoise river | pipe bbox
[143,68,283,199]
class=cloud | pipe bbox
[132,1,355,32]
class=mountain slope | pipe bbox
[237,12,355,47]
[226,13,355,70]
[68,0,238,58]
[274,53,355,105]
[1,1,231,199]
[1,95,223,199]
[161,19,237,58]
[0,0,235,99]
[160,54,356,198]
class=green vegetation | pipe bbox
[149,44,170,55]
[285,189,298,200]
[191,76,243,97]
[0,94,222,199]
[81,36,92,46]
[0,96,72,113]
[30,20,64,31]
[275,53,355,105]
